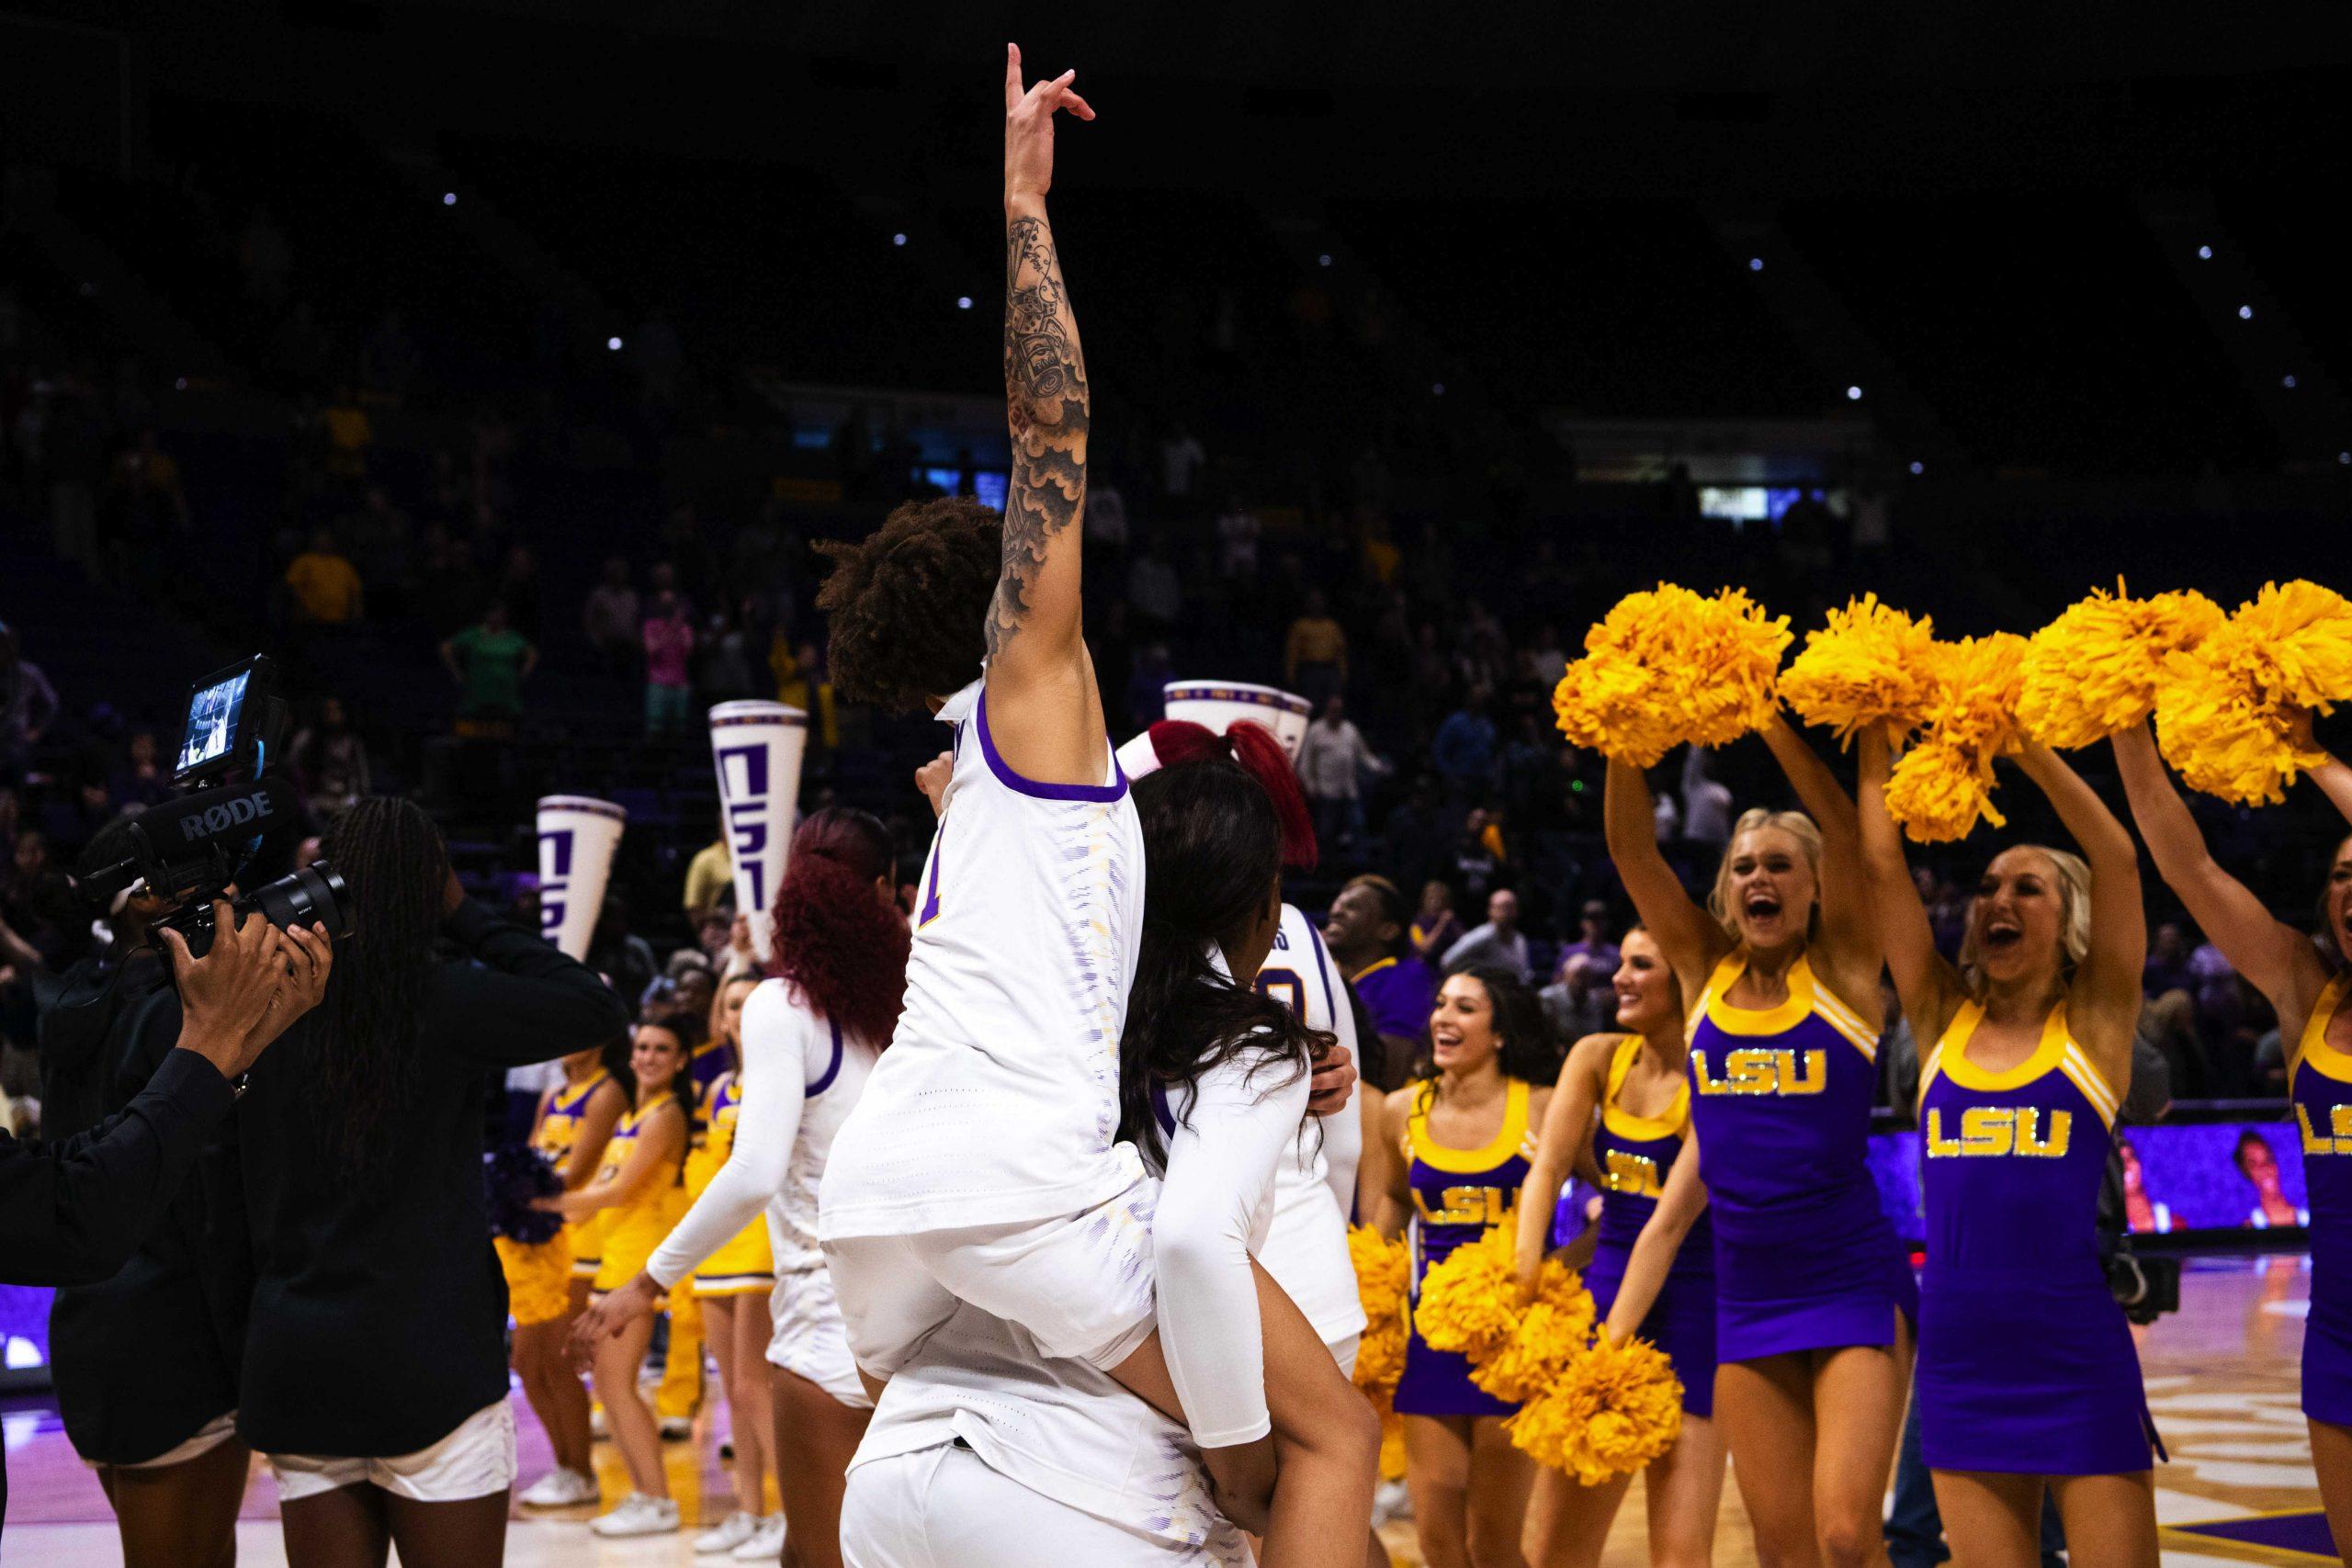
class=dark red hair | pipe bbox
[767,807,910,1049]
[1143,719,1317,871]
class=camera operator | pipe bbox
[234,798,628,1568]
[34,815,304,1567]
[1,896,330,1528]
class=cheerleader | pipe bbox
[1360,965,1555,1568]
[540,1016,694,1538]
[510,1046,622,1510]
[1859,728,2159,1565]
[675,972,782,1557]
[1514,928,1724,1568]
[1599,721,1914,1568]
[2109,716,2352,1551]
[577,808,910,1568]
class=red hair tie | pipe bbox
[1142,718,1319,872]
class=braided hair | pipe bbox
[310,797,448,1179]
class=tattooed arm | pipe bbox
[986,43,1107,785]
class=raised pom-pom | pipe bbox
[1349,1224,1411,1398]
[1413,1220,1523,1361]
[2156,580,2352,806]
[495,1232,574,1326]
[1779,594,1940,746]
[1553,585,1792,766]
[1504,1333,1684,1486]
[2018,582,2226,749]
[1883,633,2029,843]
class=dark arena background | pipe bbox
[6,5,2352,1564]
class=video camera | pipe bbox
[75,656,352,956]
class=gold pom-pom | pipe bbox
[1469,1294,1594,1404]
[2155,580,2352,806]
[1883,633,2029,843]
[1349,1224,1411,1398]
[496,1233,574,1326]
[1553,585,1792,766]
[1413,1221,1523,1360]
[1378,1403,1408,1481]
[2018,581,2226,749]
[1504,1333,1685,1486]
[1779,594,1940,746]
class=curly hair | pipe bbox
[815,497,1002,713]
[769,807,910,1049]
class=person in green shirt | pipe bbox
[439,601,538,719]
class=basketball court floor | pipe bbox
[1,1257,2336,1565]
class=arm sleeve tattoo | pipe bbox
[990,212,1091,658]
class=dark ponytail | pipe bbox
[1118,758,1328,1165]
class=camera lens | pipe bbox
[252,863,354,941]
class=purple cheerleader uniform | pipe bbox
[2292,972,2352,1427]
[1916,1002,2156,1473]
[1586,1035,1718,1417]
[1686,953,1917,1362]
[1396,1078,1535,1417]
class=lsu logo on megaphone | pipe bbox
[538,828,574,938]
[179,788,276,843]
[716,742,775,908]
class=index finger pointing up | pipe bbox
[1005,42,1023,109]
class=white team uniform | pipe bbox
[646,979,876,1407]
[819,675,1158,1376]
[1257,905,1369,1366]
[847,982,1306,1567]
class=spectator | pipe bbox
[1215,494,1261,579]
[1541,950,1616,1043]
[288,698,373,821]
[439,600,537,725]
[101,429,190,581]
[586,897,658,1007]
[642,590,696,739]
[321,386,372,490]
[1524,624,1569,685]
[2187,934,2243,1040]
[699,605,759,703]
[1556,899,1621,980]
[1450,808,1501,904]
[1682,746,1735,851]
[1430,686,1498,798]
[1409,880,1464,969]
[1283,588,1350,709]
[283,527,364,626]
[417,528,489,637]
[1321,874,1434,1088]
[1443,888,1531,981]
[339,489,414,617]
[1159,421,1206,503]
[1294,695,1385,854]
[2143,921,2193,998]
[1,625,62,784]
[582,557,642,672]
[107,730,172,811]
[1125,536,1182,636]
[682,827,735,923]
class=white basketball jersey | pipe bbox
[820,676,1147,1238]
[760,982,876,1277]
[1256,905,1369,1346]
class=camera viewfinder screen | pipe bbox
[177,669,251,777]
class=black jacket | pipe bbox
[234,898,628,1456]
[39,949,249,1465]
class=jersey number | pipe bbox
[1256,964,1305,1020]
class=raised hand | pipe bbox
[1003,42,1095,214]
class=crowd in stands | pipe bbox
[5,140,2348,1133]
